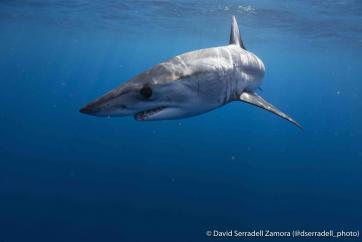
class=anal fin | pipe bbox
[239,92,302,129]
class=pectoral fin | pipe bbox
[239,92,302,129]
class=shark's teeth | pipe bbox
[135,107,165,121]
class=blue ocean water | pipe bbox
[1,1,362,241]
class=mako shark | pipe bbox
[80,16,301,128]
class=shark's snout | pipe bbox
[80,91,117,116]
[79,104,98,115]
[80,86,143,117]
[79,102,104,116]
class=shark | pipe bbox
[80,16,301,128]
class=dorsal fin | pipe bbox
[229,16,246,49]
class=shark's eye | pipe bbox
[140,85,153,99]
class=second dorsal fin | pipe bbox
[229,16,246,49]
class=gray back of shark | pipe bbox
[80,16,301,128]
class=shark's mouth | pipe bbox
[134,107,166,121]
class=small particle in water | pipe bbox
[119,64,124,68]
[178,122,182,126]
[171,178,175,182]
[52,104,57,108]
[224,6,229,11]
[152,130,156,134]
[336,90,341,95]
[69,169,76,177]
[231,156,236,160]
[107,116,111,119]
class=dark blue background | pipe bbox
[1,1,361,241]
